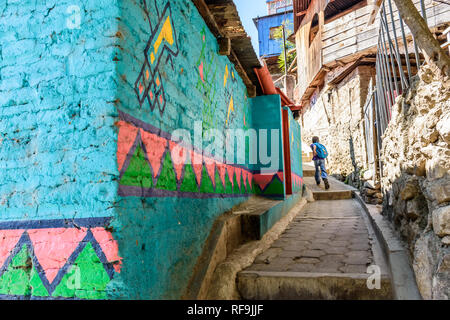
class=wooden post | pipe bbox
[282,24,288,94]
[218,37,231,56]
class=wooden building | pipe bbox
[292,0,450,107]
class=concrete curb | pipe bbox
[353,192,422,300]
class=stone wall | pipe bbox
[381,65,450,299]
[300,65,375,184]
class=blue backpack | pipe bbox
[313,143,328,159]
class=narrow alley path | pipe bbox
[237,165,393,300]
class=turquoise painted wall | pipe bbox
[284,107,303,193]
[0,1,122,299]
[250,95,285,198]
[0,0,120,221]
[108,0,255,299]
[0,0,301,300]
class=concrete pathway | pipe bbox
[237,167,393,300]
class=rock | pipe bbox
[426,157,449,180]
[374,192,383,200]
[424,177,450,205]
[364,180,380,190]
[413,234,435,300]
[442,236,450,245]
[433,255,450,299]
[406,199,422,220]
[421,129,439,145]
[303,186,315,203]
[365,188,378,196]
[363,169,373,181]
[400,177,420,201]
[436,113,450,144]
[432,206,450,237]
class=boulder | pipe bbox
[413,234,435,300]
[363,169,373,181]
[436,113,450,144]
[432,206,450,237]
[424,177,450,205]
[400,177,420,201]
[406,199,422,220]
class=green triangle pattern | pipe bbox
[200,167,215,193]
[252,181,262,195]
[180,163,199,193]
[120,146,153,189]
[263,176,284,195]
[214,171,225,194]
[30,265,49,297]
[52,242,110,300]
[155,152,177,191]
[0,245,31,296]
[240,174,247,194]
[232,173,240,194]
[224,172,233,194]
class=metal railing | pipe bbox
[373,0,433,177]
[374,0,430,133]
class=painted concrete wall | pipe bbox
[109,0,256,300]
[0,0,303,300]
[251,95,285,199]
[0,0,121,299]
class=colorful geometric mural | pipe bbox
[0,220,121,300]
[117,112,254,198]
[135,0,179,116]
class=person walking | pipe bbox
[311,136,330,190]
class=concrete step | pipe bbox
[236,194,303,241]
[303,177,356,201]
[238,271,392,300]
[302,164,315,177]
[237,199,394,300]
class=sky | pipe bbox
[234,0,268,57]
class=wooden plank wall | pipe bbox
[295,0,325,100]
[322,0,450,65]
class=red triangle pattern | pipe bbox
[190,150,203,185]
[118,121,256,195]
[91,227,122,273]
[117,121,139,171]
[217,163,227,188]
[0,230,24,269]
[28,228,88,283]
[242,171,248,190]
[169,141,188,182]
[0,227,121,287]
[277,172,284,182]
[226,166,235,186]
[204,157,216,187]
[253,174,275,191]
[235,168,242,189]
[140,129,168,178]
